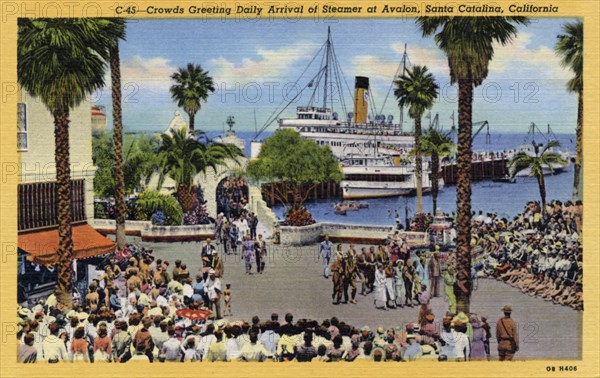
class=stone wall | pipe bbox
[248,185,277,238]
[279,223,323,246]
[278,222,427,246]
[93,219,214,242]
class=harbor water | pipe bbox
[205,130,576,225]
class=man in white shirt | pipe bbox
[195,324,217,360]
[452,321,471,361]
[42,323,68,362]
[205,270,222,319]
[161,327,182,362]
[238,331,272,361]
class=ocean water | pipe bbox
[205,130,577,225]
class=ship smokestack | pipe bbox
[353,76,369,124]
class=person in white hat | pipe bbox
[205,269,222,319]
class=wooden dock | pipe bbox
[261,158,510,205]
[441,158,509,185]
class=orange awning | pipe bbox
[19,224,115,265]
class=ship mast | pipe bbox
[323,26,331,109]
[398,43,408,131]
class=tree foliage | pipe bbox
[136,190,183,225]
[157,128,243,212]
[170,63,215,132]
[394,64,439,214]
[555,19,583,202]
[93,132,161,199]
[509,140,568,213]
[246,129,342,211]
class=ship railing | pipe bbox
[297,106,331,114]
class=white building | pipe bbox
[17,89,114,266]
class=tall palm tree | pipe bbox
[394,65,439,215]
[419,128,454,215]
[417,16,529,313]
[170,63,215,133]
[555,20,583,202]
[18,19,109,307]
[157,128,243,212]
[509,141,568,214]
[100,18,127,250]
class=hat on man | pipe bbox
[360,325,371,332]
[501,305,512,313]
[66,310,78,319]
[454,312,469,325]
[18,307,32,319]
[78,312,89,322]
[376,326,385,335]
[215,319,227,329]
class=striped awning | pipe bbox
[18,224,115,265]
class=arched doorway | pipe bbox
[216,176,249,221]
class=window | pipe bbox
[17,103,27,151]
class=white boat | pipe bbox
[512,143,571,177]
[273,28,430,199]
[339,155,433,199]
[511,122,572,177]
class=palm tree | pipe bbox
[100,18,127,250]
[509,141,568,214]
[157,128,243,212]
[170,63,215,133]
[18,19,109,307]
[555,20,583,202]
[417,16,529,313]
[394,65,439,215]
[419,128,454,215]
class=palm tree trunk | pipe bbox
[177,184,196,213]
[415,118,423,214]
[188,111,195,133]
[572,89,583,202]
[54,109,74,308]
[431,151,439,215]
[455,79,473,314]
[538,171,547,216]
[110,42,126,250]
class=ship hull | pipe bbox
[341,181,415,199]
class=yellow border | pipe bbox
[1,0,599,376]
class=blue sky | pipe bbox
[96,18,579,135]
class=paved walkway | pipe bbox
[140,238,581,360]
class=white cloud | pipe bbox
[207,42,318,84]
[351,44,449,86]
[120,55,176,87]
[490,32,571,81]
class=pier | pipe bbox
[441,157,510,185]
[262,180,341,206]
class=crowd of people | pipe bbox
[15,197,581,363]
[18,285,515,364]
[476,200,583,310]
[216,177,248,222]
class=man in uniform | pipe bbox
[365,247,377,293]
[330,253,344,305]
[428,250,442,297]
[318,235,334,278]
[342,251,358,304]
[356,248,369,296]
[496,305,519,361]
